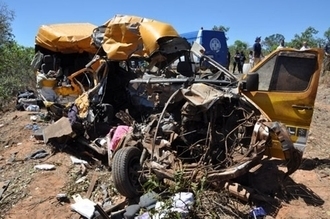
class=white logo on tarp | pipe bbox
[209,38,221,52]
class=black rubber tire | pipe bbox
[112,146,142,198]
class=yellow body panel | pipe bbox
[41,78,57,88]
[35,23,97,53]
[243,48,323,126]
[242,48,324,158]
[100,15,179,60]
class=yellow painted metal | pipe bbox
[35,23,97,53]
[242,48,324,159]
[100,15,179,60]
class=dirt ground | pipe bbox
[1,82,330,219]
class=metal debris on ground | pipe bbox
[0,180,11,200]
[26,149,49,160]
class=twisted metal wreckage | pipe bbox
[32,15,323,199]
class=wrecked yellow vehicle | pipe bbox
[110,47,323,198]
[32,22,99,105]
[32,15,324,200]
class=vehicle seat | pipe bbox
[41,55,55,75]
[177,61,193,77]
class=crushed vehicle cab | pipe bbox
[33,15,323,200]
[32,22,99,105]
[110,48,323,198]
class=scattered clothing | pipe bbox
[107,125,132,151]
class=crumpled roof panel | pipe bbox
[95,15,180,60]
[35,23,97,54]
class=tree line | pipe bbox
[213,25,330,60]
[0,2,35,106]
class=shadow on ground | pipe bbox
[299,157,330,170]
[242,159,325,217]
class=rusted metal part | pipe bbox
[223,181,279,204]
[94,204,111,219]
[76,136,107,155]
[94,199,126,219]
[118,83,281,186]
[148,161,175,179]
[265,121,303,176]
[115,110,135,126]
[224,181,253,202]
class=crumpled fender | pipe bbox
[266,121,303,176]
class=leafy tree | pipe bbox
[0,2,35,105]
[0,2,14,45]
[228,40,249,66]
[324,28,330,42]
[212,25,230,33]
[263,34,285,53]
[212,25,230,40]
[228,41,248,57]
[232,40,248,52]
[289,26,320,49]
[0,42,35,103]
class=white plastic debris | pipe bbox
[75,176,87,184]
[172,192,194,209]
[98,138,107,147]
[26,104,40,112]
[70,156,88,164]
[153,192,195,219]
[34,164,56,170]
[71,194,96,219]
[30,115,38,122]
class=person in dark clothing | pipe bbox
[253,37,263,66]
[226,51,231,70]
[232,50,240,73]
[238,51,246,73]
[323,41,330,76]
[325,41,330,55]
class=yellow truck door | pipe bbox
[242,48,324,158]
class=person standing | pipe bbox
[253,37,263,66]
[226,51,231,70]
[248,51,254,67]
[324,41,330,56]
[232,50,240,73]
[300,41,310,50]
[323,41,330,76]
[277,39,285,49]
[238,51,246,74]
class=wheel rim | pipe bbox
[128,155,141,190]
